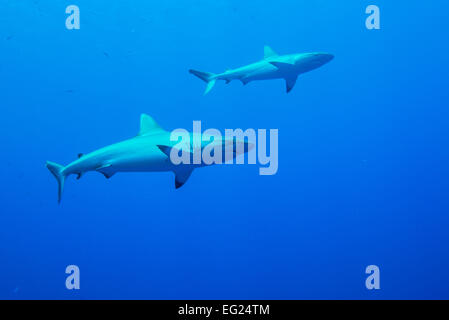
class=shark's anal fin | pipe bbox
[174,168,194,189]
[96,164,115,179]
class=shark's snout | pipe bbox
[315,52,334,64]
[295,52,334,73]
[323,53,334,63]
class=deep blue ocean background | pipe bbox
[1,0,448,299]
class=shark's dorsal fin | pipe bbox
[139,114,163,136]
[264,46,278,59]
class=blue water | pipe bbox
[1,0,448,299]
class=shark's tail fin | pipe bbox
[46,161,66,204]
[189,69,217,95]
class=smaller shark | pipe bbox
[46,114,253,203]
[190,46,334,94]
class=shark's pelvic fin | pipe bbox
[96,164,115,179]
[174,167,194,189]
[46,161,66,204]
[139,114,164,136]
[189,69,217,95]
[264,46,278,59]
[269,61,295,70]
[285,75,298,93]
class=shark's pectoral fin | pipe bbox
[96,164,115,179]
[174,167,194,189]
[157,144,195,161]
[268,61,299,92]
[157,145,172,158]
[285,75,298,93]
[241,78,250,85]
[269,60,299,92]
[269,61,295,70]
[158,145,195,188]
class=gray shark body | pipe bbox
[190,46,334,94]
[46,114,251,203]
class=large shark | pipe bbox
[190,46,334,94]
[46,114,252,203]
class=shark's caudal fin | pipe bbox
[189,69,217,95]
[46,161,66,203]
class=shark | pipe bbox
[46,114,253,203]
[189,46,334,94]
